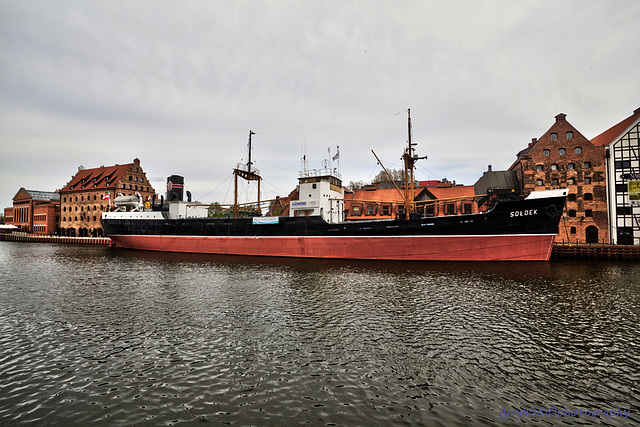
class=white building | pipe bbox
[592,107,640,245]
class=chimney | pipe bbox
[529,137,537,147]
[634,107,640,116]
[555,113,567,121]
[488,164,492,172]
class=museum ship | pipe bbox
[101,112,567,261]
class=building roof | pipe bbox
[473,170,519,196]
[591,107,640,146]
[345,188,404,203]
[59,161,136,192]
[23,189,60,201]
[418,185,477,200]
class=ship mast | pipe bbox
[402,109,427,220]
[233,130,262,218]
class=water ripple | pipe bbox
[0,243,639,425]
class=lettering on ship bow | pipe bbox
[510,209,538,218]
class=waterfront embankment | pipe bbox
[1,232,110,246]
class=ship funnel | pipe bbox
[166,175,184,201]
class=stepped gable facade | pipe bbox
[58,158,155,237]
[509,113,608,244]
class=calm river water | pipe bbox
[0,242,639,426]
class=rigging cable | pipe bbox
[253,111,403,135]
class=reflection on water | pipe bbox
[0,242,639,426]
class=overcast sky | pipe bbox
[1,0,639,210]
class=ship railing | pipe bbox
[235,163,260,176]
[298,168,342,180]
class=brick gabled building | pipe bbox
[58,158,155,237]
[4,188,60,234]
[591,107,640,245]
[509,113,608,244]
[344,180,478,220]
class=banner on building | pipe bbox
[629,181,640,206]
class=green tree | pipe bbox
[207,202,225,218]
[347,180,366,192]
[372,168,404,183]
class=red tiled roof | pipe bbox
[424,185,476,199]
[345,185,476,203]
[591,110,640,146]
[59,163,134,192]
[346,188,404,203]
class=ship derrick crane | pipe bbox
[233,130,262,218]
[372,109,427,220]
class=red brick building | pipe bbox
[510,113,608,244]
[344,180,478,220]
[58,158,155,237]
[3,188,60,234]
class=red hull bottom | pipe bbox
[108,234,556,261]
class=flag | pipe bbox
[332,146,340,161]
[103,195,110,200]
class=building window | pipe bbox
[543,149,550,156]
[569,210,577,217]
[616,183,627,193]
[585,210,593,217]
[551,133,558,140]
[583,161,591,169]
[584,177,591,184]
[366,205,375,216]
[446,204,455,215]
[536,165,544,171]
[575,147,582,154]
[568,194,577,202]
[567,163,575,170]
[567,178,575,185]
[551,178,559,186]
[551,164,558,170]
[352,206,360,216]
[463,203,472,214]
[536,179,544,186]
[584,193,593,200]
[566,132,573,139]
[559,148,566,155]
[570,227,576,234]
[618,206,633,215]
[615,160,631,169]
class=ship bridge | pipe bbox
[291,166,344,223]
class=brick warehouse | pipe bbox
[3,189,60,235]
[510,113,608,244]
[58,158,155,237]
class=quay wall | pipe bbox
[551,243,640,260]
[1,232,110,246]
